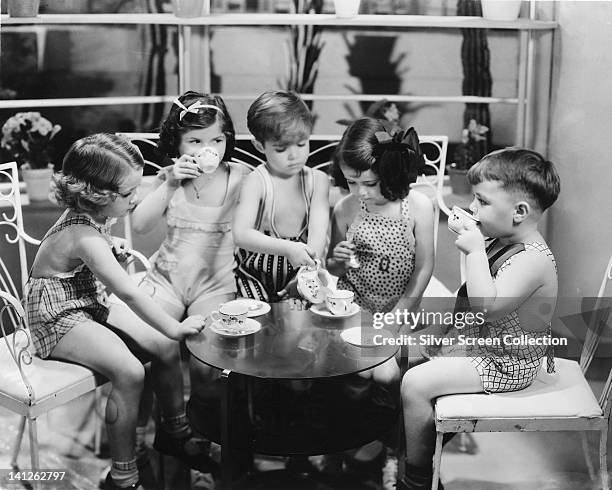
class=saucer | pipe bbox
[209,318,261,337]
[310,302,360,319]
[340,327,380,348]
[222,298,271,317]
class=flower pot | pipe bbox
[21,165,53,202]
[480,0,522,21]
[333,0,361,18]
[448,167,471,195]
[172,0,205,17]
[8,0,40,17]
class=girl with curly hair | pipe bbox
[25,133,217,490]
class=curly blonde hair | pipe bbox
[52,133,144,214]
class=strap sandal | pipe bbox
[102,472,143,490]
[153,428,219,474]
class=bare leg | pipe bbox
[106,303,184,418]
[50,321,145,463]
[401,357,482,466]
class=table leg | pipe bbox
[220,369,233,490]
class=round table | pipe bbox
[186,301,400,489]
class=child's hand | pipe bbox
[285,242,316,268]
[454,221,486,255]
[111,236,129,262]
[173,314,206,340]
[332,240,355,264]
[168,154,202,187]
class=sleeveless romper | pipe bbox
[337,197,416,313]
[141,162,245,309]
[235,165,314,302]
[25,212,111,359]
[448,239,557,393]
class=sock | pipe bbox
[135,426,148,459]
[161,412,190,438]
[110,459,139,488]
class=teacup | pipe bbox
[195,146,220,174]
[210,303,249,331]
[325,289,355,316]
[447,205,479,235]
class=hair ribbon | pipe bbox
[373,126,425,166]
[173,99,222,120]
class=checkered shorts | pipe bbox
[26,266,109,359]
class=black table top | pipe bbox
[186,300,399,380]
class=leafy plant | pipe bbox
[1,112,61,169]
[451,119,489,170]
[284,0,324,108]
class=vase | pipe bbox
[333,0,361,18]
[171,0,205,17]
[8,0,40,17]
[480,0,522,21]
[21,165,54,202]
[448,167,471,195]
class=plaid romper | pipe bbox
[26,212,111,359]
[445,240,557,393]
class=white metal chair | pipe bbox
[0,161,105,474]
[431,255,612,490]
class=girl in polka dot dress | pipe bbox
[328,118,436,382]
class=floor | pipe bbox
[1,193,610,490]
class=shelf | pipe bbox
[0,13,558,30]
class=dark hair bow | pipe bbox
[373,126,425,166]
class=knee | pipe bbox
[400,371,429,405]
[112,359,145,392]
[373,360,400,386]
[155,338,181,365]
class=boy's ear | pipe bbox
[513,200,530,224]
[251,139,265,154]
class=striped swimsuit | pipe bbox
[235,165,314,302]
[25,212,111,359]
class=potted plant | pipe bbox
[1,112,61,201]
[448,119,489,195]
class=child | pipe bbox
[129,92,247,481]
[398,148,560,490]
[234,90,330,302]
[326,117,435,482]
[328,117,435,332]
[25,134,216,490]
[132,91,246,318]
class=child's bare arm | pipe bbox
[458,226,548,321]
[233,172,315,267]
[326,194,358,277]
[77,230,202,339]
[131,160,199,233]
[394,191,435,312]
[306,170,331,259]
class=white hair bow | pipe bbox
[173,99,222,120]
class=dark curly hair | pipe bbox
[158,91,235,161]
[52,133,144,214]
[332,117,424,201]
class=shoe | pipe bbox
[153,429,219,473]
[381,454,398,490]
[191,470,217,490]
[136,451,157,489]
[102,472,143,490]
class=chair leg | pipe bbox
[431,431,444,490]
[10,416,27,469]
[600,429,609,490]
[581,431,597,481]
[94,388,103,456]
[28,417,42,490]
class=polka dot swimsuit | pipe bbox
[337,197,416,313]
